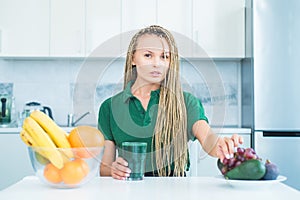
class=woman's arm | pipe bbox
[192,120,243,161]
[100,140,116,176]
[100,140,131,180]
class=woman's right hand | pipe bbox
[111,157,131,180]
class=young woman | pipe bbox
[98,25,243,180]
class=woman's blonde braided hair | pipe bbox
[124,25,188,176]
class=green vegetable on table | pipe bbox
[217,147,279,180]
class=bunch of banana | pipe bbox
[20,110,73,169]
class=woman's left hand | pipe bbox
[216,134,244,162]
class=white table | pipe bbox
[1,176,299,200]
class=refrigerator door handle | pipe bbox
[263,131,300,137]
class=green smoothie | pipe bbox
[120,142,147,181]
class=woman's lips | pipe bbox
[150,71,162,77]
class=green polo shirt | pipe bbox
[98,82,208,173]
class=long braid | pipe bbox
[124,25,188,176]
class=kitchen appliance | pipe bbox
[23,102,53,119]
[253,0,300,190]
[0,95,12,126]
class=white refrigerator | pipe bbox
[253,0,300,190]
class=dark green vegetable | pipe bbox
[217,158,224,171]
[224,159,266,180]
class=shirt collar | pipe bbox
[122,81,161,103]
[122,81,134,103]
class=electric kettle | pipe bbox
[23,102,53,119]
[0,95,12,126]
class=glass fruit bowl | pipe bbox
[28,146,104,188]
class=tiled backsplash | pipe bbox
[0,83,13,96]
[0,58,241,127]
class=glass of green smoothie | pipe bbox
[120,142,147,181]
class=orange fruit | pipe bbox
[60,158,90,185]
[43,163,62,184]
[75,158,90,175]
[68,126,104,158]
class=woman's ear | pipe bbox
[132,53,137,66]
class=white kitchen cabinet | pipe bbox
[50,0,85,57]
[121,0,192,37]
[122,0,245,58]
[0,133,34,190]
[193,0,245,58]
[188,130,251,177]
[0,0,245,58]
[85,0,121,57]
[121,0,156,33]
[157,0,192,38]
[157,0,193,57]
[0,0,49,56]
[120,0,157,56]
[121,0,193,57]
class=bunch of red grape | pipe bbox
[221,147,260,175]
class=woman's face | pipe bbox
[132,34,170,85]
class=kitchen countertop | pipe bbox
[0,176,299,200]
[0,127,252,134]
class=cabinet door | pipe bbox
[193,0,245,58]
[86,0,121,57]
[121,0,156,33]
[157,0,192,38]
[157,0,193,57]
[50,0,85,56]
[121,0,193,57]
[121,0,157,56]
[0,133,34,190]
[0,0,49,56]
